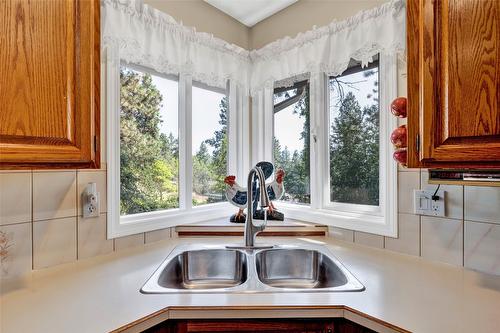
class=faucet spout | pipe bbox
[243,166,271,248]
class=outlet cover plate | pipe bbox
[414,189,445,217]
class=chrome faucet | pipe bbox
[243,166,271,248]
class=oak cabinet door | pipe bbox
[0,0,100,169]
[408,0,500,167]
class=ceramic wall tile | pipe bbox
[77,170,107,215]
[114,233,145,251]
[398,171,420,214]
[328,227,354,242]
[78,214,113,260]
[33,171,77,221]
[465,186,500,225]
[0,173,31,225]
[464,221,500,276]
[384,213,420,256]
[0,223,32,279]
[421,170,463,220]
[354,231,384,249]
[33,217,77,269]
[421,216,463,266]
[145,228,171,244]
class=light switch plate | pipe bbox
[414,189,445,217]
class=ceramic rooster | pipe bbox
[224,161,285,223]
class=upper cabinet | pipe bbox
[0,0,100,169]
[407,0,500,168]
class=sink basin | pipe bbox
[255,248,348,289]
[141,243,364,294]
[157,249,247,290]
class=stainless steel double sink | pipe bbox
[141,243,364,294]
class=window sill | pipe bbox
[108,202,235,239]
[277,203,397,237]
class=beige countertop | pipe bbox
[1,236,499,333]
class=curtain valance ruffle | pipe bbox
[102,0,251,91]
[102,0,405,96]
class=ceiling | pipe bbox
[204,0,298,27]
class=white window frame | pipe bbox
[269,55,398,237]
[106,48,245,239]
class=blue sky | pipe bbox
[150,75,225,155]
[145,67,378,156]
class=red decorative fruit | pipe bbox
[390,125,407,148]
[391,97,407,118]
[393,148,407,166]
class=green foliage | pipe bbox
[120,68,229,212]
[120,68,179,215]
[193,97,228,205]
[330,92,379,206]
[273,88,311,204]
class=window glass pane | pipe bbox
[273,82,310,205]
[192,84,228,206]
[329,59,380,206]
[120,66,179,215]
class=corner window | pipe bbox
[273,81,310,205]
[262,55,397,236]
[119,66,179,216]
[192,83,228,206]
[328,58,380,207]
[108,62,239,238]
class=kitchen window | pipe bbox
[268,55,397,236]
[273,81,311,205]
[107,62,238,238]
[192,83,228,206]
[327,58,380,210]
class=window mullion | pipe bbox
[179,74,193,211]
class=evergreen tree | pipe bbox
[120,69,179,214]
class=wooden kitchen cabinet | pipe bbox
[407,0,500,168]
[0,0,100,169]
[143,318,376,333]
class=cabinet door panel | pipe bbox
[0,0,99,168]
[420,0,500,163]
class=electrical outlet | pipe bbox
[414,189,445,217]
[83,183,100,218]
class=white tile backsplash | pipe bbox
[328,227,354,242]
[114,233,145,251]
[33,217,77,269]
[464,221,500,276]
[0,173,32,225]
[385,213,420,256]
[354,231,384,249]
[398,171,420,214]
[465,186,500,224]
[0,223,32,279]
[145,228,171,244]
[78,214,113,259]
[421,216,463,266]
[33,171,77,221]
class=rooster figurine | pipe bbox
[224,161,285,223]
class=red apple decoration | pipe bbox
[390,125,407,148]
[391,97,407,118]
[393,148,407,166]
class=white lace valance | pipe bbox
[102,0,405,95]
[102,0,251,90]
[249,0,406,94]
